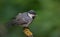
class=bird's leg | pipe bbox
[23,27,33,37]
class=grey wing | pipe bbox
[16,14,28,25]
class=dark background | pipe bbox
[0,0,60,37]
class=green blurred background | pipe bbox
[0,0,60,37]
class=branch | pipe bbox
[23,28,33,37]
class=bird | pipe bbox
[6,10,36,37]
[7,10,36,28]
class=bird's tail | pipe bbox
[6,20,15,29]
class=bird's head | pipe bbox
[28,10,36,19]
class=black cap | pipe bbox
[28,10,36,15]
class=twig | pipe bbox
[23,28,33,37]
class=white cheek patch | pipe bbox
[28,13,33,18]
[31,14,35,16]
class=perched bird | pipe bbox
[7,10,36,28]
[7,10,36,37]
